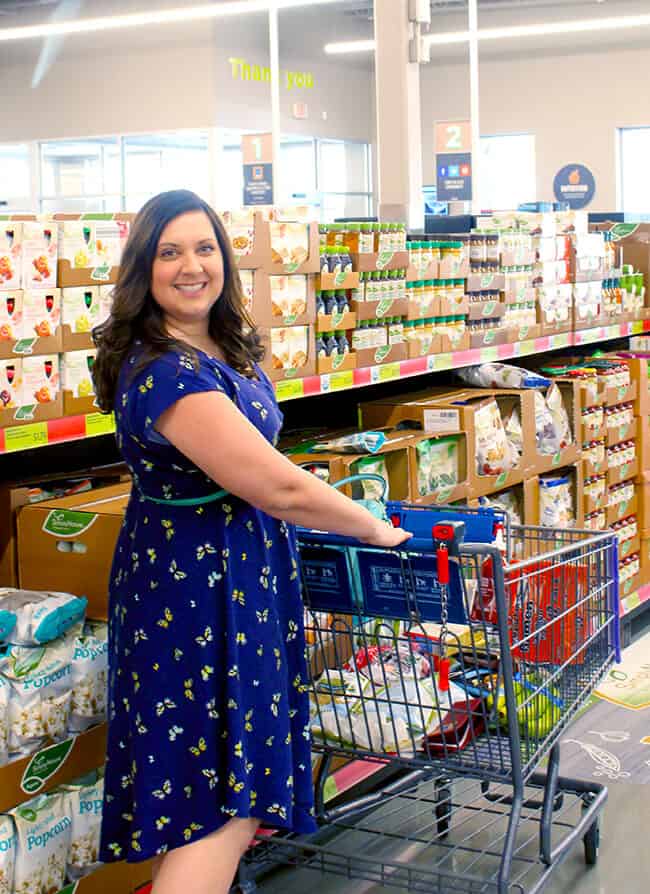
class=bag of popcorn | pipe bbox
[0,589,87,646]
[59,772,103,880]
[0,627,77,755]
[10,791,71,894]
[69,622,108,733]
[0,815,16,894]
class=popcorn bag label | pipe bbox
[21,739,75,795]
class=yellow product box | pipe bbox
[62,286,100,350]
[62,349,96,398]
[0,223,22,290]
[0,357,22,409]
[57,218,132,287]
[0,289,23,342]
[22,354,60,407]
[21,220,58,289]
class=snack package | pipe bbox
[479,489,523,527]
[0,590,87,646]
[270,275,308,318]
[545,383,572,448]
[539,474,575,528]
[269,222,309,269]
[502,405,524,461]
[62,351,96,399]
[21,222,58,290]
[97,285,113,325]
[350,455,388,500]
[474,400,514,477]
[222,208,256,260]
[0,676,9,767]
[61,287,100,334]
[69,622,108,733]
[238,270,254,316]
[0,815,16,894]
[22,289,61,341]
[310,432,386,455]
[0,359,22,410]
[0,626,77,754]
[416,437,460,497]
[60,772,103,880]
[0,290,23,341]
[10,791,71,894]
[0,224,22,290]
[21,355,60,406]
[457,363,550,390]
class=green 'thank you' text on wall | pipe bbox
[229,57,315,90]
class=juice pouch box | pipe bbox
[0,223,22,290]
[59,220,94,270]
[62,286,100,333]
[22,354,60,405]
[0,290,23,342]
[22,288,61,339]
[98,284,114,324]
[0,359,22,409]
[63,349,96,398]
[21,221,58,288]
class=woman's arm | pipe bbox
[156,391,411,548]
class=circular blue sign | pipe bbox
[553,164,596,210]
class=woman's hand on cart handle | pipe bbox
[360,520,413,548]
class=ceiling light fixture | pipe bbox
[325,12,650,54]
[0,0,345,43]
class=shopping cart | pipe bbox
[242,503,619,894]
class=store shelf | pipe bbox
[620,582,650,618]
[275,319,650,402]
[0,411,115,455]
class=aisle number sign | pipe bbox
[242,133,274,206]
[435,120,473,203]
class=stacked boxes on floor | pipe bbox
[0,214,133,428]
[222,208,320,382]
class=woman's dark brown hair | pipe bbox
[92,189,263,412]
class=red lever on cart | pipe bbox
[432,523,457,542]
[436,544,450,584]
[438,657,450,692]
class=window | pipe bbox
[477,134,536,212]
[619,128,650,215]
[40,138,121,212]
[0,144,33,212]
[318,139,372,219]
[123,131,210,210]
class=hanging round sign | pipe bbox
[553,164,596,210]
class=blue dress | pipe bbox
[99,347,316,863]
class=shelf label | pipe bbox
[330,370,354,391]
[13,337,37,355]
[376,299,394,318]
[376,251,394,270]
[21,738,75,794]
[275,379,304,401]
[91,262,111,281]
[85,412,115,438]
[4,421,48,452]
[479,345,499,361]
[43,509,98,538]
[496,472,508,487]
[378,362,400,383]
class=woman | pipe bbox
[92,190,411,894]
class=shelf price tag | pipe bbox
[4,422,48,453]
[275,379,305,402]
[378,362,400,383]
[85,412,115,438]
[330,370,354,392]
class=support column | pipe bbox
[374,0,423,229]
[268,1,282,203]
[468,0,481,213]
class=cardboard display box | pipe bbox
[467,300,505,322]
[466,273,505,294]
[259,324,317,383]
[619,568,640,601]
[55,213,133,288]
[583,450,607,478]
[354,341,407,369]
[59,859,152,894]
[0,723,107,813]
[316,351,357,375]
[406,333,442,359]
[317,310,357,332]
[638,415,650,474]
[350,251,410,273]
[619,534,641,562]
[602,378,637,408]
[636,471,650,535]
[606,416,637,448]
[610,354,650,418]
[640,536,650,586]
[440,330,470,353]
[226,212,320,275]
[607,457,639,488]
[507,323,541,344]
[17,482,131,616]
[0,288,63,359]
[468,327,510,349]
[316,271,360,291]
[0,465,127,587]
[352,296,409,322]
[244,271,316,328]
[606,490,637,527]
[407,431,468,505]
[524,462,585,529]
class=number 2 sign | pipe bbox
[434,121,472,155]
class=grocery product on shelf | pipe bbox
[0,590,87,647]
[21,222,58,291]
[60,771,104,880]
[69,623,108,735]
[9,790,71,894]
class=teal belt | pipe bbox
[139,488,229,507]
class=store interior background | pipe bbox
[4,0,650,218]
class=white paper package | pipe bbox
[10,791,71,894]
[60,773,104,880]
[0,677,9,767]
[69,622,108,733]
[0,627,77,755]
[0,815,16,894]
[0,589,87,646]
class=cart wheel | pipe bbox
[435,786,452,839]
[583,817,600,866]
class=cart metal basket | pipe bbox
[242,504,619,894]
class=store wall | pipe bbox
[0,44,373,145]
[421,43,650,212]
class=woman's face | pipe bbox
[151,210,225,328]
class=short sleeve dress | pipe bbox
[99,346,317,864]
